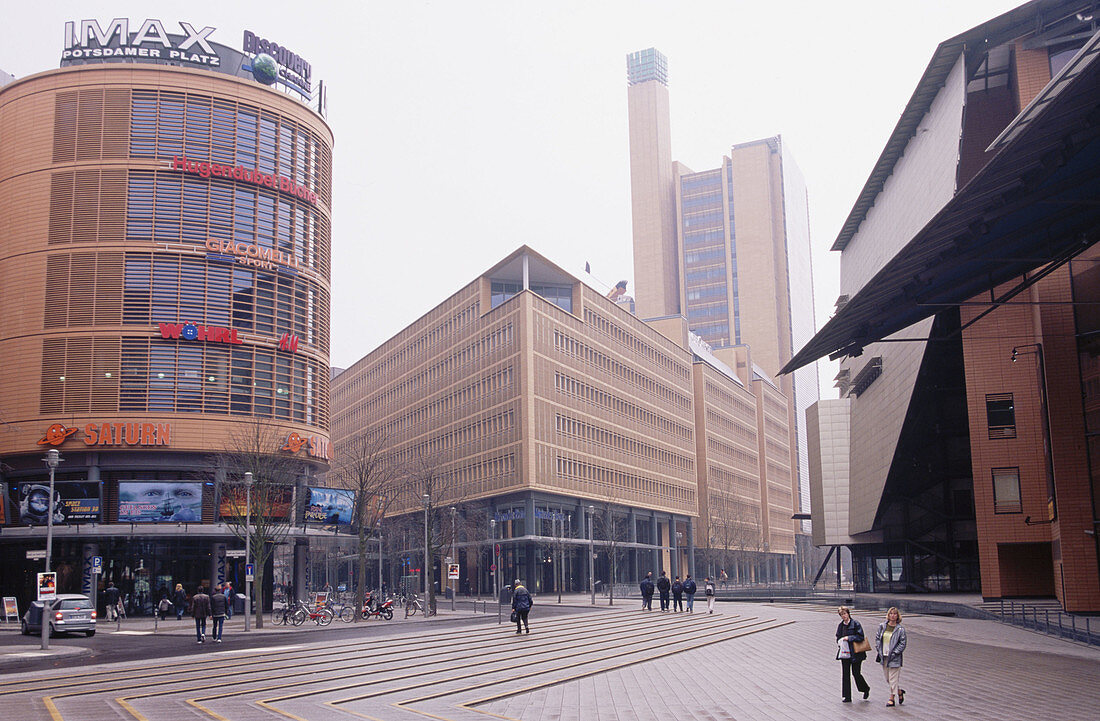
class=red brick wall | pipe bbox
[997,542,1055,596]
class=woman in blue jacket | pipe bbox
[875,607,907,707]
[836,605,870,702]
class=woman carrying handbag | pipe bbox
[836,605,871,702]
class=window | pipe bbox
[992,467,1022,514]
[986,393,1016,439]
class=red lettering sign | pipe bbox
[278,332,299,353]
[158,322,243,345]
[170,155,319,205]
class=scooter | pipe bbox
[360,596,394,621]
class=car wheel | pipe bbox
[85,630,95,637]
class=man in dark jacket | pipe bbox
[210,586,228,643]
[671,576,684,612]
[683,575,698,613]
[103,582,121,621]
[190,586,212,643]
[511,580,533,634]
[656,571,672,612]
[639,572,655,611]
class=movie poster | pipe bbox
[118,481,203,522]
[218,486,292,520]
[304,487,355,526]
[16,482,101,524]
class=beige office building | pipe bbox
[626,49,816,575]
[330,247,795,594]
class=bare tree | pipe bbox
[708,494,763,585]
[330,429,405,621]
[592,493,631,606]
[402,450,470,614]
[456,501,494,599]
[214,422,301,630]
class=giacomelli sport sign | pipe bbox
[59,19,317,102]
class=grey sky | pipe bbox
[5,0,1024,393]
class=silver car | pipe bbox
[22,593,97,637]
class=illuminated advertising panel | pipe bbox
[304,487,354,526]
[118,481,203,522]
[15,482,101,524]
[218,486,292,521]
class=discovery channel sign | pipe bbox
[60,19,316,103]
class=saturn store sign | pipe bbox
[37,422,172,448]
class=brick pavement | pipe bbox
[0,600,1095,720]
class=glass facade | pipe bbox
[681,168,732,346]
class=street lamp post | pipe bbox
[449,506,457,611]
[41,448,62,651]
[490,518,500,624]
[377,497,384,598]
[421,494,430,599]
[588,505,595,606]
[244,471,252,633]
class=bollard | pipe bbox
[154,612,159,634]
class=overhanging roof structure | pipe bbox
[783,28,1100,375]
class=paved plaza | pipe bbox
[0,600,1097,720]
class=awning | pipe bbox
[783,29,1100,375]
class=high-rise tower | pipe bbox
[626,50,819,563]
[626,49,680,321]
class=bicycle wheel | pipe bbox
[271,607,286,625]
[290,608,307,626]
[316,608,334,626]
[405,600,418,617]
[338,605,354,623]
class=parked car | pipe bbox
[22,594,96,637]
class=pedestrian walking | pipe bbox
[671,576,684,612]
[704,577,716,613]
[639,572,655,610]
[103,582,121,621]
[875,607,907,707]
[511,580,532,634]
[836,605,871,702]
[190,585,212,643]
[656,571,671,612]
[210,585,228,643]
[719,569,728,588]
[683,575,697,613]
[172,583,188,620]
[157,594,172,620]
[223,581,234,619]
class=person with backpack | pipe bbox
[511,580,533,634]
[704,576,717,613]
[639,572,655,611]
[656,571,672,612]
[671,576,684,612]
[683,575,697,613]
[210,584,228,643]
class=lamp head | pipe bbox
[44,448,60,468]
[244,471,253,484]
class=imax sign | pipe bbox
[62,19,220,67]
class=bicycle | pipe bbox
[405,594,423,618]
[285,599,334,627]
[271,604,294,626]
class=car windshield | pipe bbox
[57,599,90,610]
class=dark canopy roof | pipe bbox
[783,29,1100,375]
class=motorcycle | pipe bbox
[360,596,394,621]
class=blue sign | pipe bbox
[245,563,254,576]
[92,556,102,570]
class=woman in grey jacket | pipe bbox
[874,607,907,707]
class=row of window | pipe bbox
[552,330,692,411]
[386,409,516,467]
[126,170,328,275]
[339,366,515,439]
[555,455,695,507]
[38,336,327,426]
[582,307,691,381]
[706,466,761,501]
[122,253,325,349]
[553,371,693,441]
[130,89,329,201]
[336,301,480,400]
[490,280,573,313]
[707,433,758,463]
[554,413,695,472]
[704,384,756,424]
[358,323,515,417]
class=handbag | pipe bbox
[510,610,518,623]
[852,637,872,654]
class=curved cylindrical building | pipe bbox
[0,36,333,614]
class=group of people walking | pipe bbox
[639,572,718,613]
[835,605,908,707]
[186,583,238,643]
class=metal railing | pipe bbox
[998,600,1099,647]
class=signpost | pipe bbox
[26,550,47,561]
[245,563,255,582]
[447,563,460,580]
[37,572,57,601]
[90,556,101,624]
